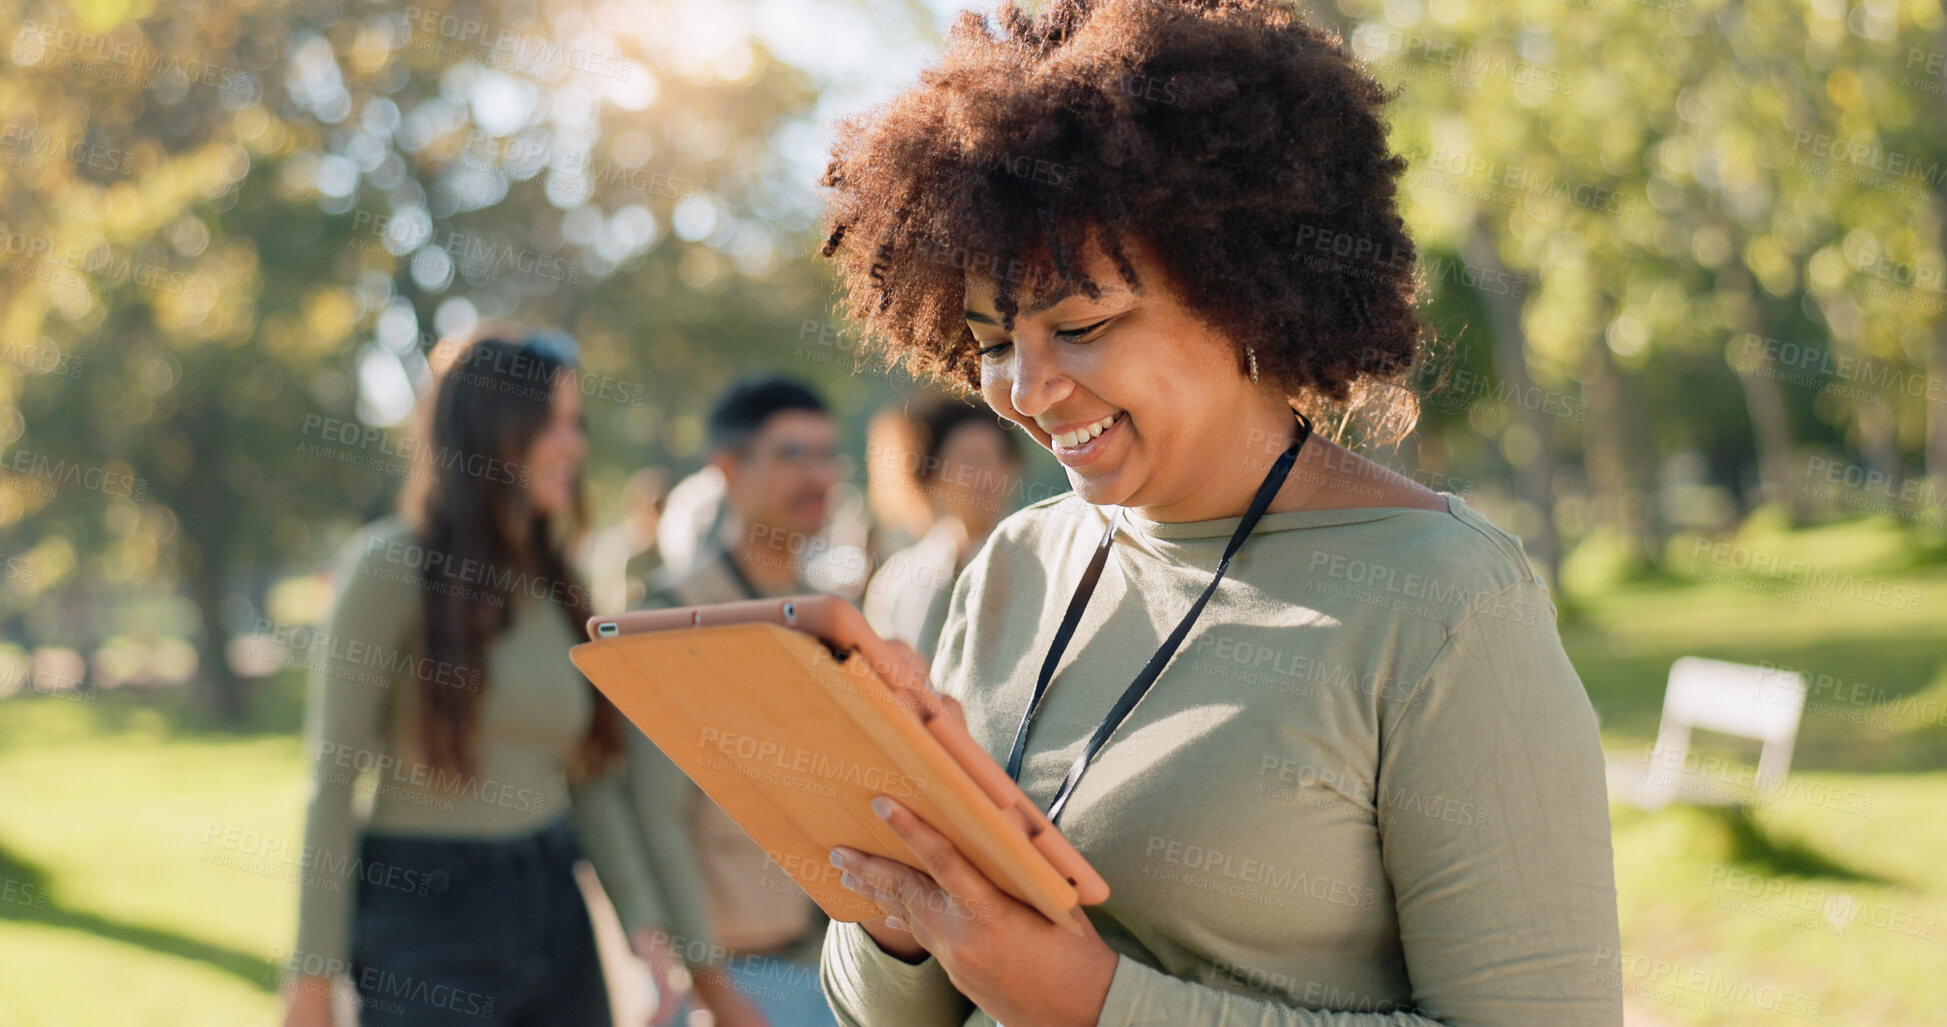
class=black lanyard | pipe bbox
[718,544,764,601]
[1003,409,1313,824]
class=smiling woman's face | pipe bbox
[968,233,1290,519]
[524,373,587,518]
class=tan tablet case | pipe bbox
[569,622,1107,934]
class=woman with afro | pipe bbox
[815,1,1621,1024]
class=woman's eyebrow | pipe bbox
[964,292,1111,324]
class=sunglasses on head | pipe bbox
[521,329,581,368]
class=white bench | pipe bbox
[1636,657,1807,810]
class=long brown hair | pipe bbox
[397,323,622,780]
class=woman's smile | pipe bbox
[1044,409,1125,467]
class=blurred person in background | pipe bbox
[283,325,751,1027]
[653,464,727,582]
[861,401,938,566]
[587,468,673,615]
[862,396,1023,660]
[617,375,844,1027]
[799,476,876,603]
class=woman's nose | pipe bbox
[1007,341,1074,423]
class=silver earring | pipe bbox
[1247,346,1259,383]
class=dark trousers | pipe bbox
[348,818,610,1027]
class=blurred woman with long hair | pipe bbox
[282,325,754,1027]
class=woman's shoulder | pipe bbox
[323,516,428,611]
[362,513,418,545]
[334,514,417,569]
[925,493,1096,608]
[1252,491,1550,643]
[986,491,1104,556]
[1397,493,1541,593]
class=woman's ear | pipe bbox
[709,450,741,492]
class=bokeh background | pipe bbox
[2,0,1945,1023]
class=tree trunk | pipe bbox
[1581,303,1657,568]
[1718,257,1802,523]
[1929,326,1947,494]
[1811,294,1905,504]
[1857,398,1904,499]
[177,389,249,725]
[187,550,247,723]
[1462,220,1560,585]
[1925,23,1947,494]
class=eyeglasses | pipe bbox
[757,442,841,470]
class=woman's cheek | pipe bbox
[979,376,1016,428]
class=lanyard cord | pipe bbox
[1004,409,1313,824]
[718,544,764,601]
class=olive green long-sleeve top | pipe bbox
[292,517,715,969]
[820,492,1621,1026]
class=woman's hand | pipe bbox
[832,796,1119,1027]
[689,965,773,1027]
[280,974,335,1027]
[856,913,928,963]
[627,927,692,1027]
[629,927,773,1027]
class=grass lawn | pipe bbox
[1563,514,1947,1024]
[0,696,303,1026]
[1,514,1942,1025]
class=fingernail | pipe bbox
[884,916,906,931]
[829,849,847,869]
[840,872,859,890]
[871,797,893,819]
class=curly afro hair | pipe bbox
[817,0,1427,443]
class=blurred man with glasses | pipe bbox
[616,376,843,1027]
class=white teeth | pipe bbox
[1051,412,1118,448]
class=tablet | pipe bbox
[571,594,1109,935]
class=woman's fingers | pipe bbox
[876,638,941,716]
[831,796,1000,940]
[834,846,930,921]
[869,796,995,914]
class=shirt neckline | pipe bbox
[1101,490,1461,541]
[713,543,802,598]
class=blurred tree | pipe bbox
[0,0,857,721]
[1350,0,1946,569]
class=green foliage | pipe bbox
[0,0,897,719]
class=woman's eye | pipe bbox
[1055,318,1112,342]
[976,317,1110,358]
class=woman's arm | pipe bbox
[291,527,413,974]
[615,727,787,1025]
[820,918,977,1027]
[1371,578,1622,1026]
[615,724,719,955]
[572,766,708,1027]
[1093,957,1445,1026]
[568,766,672,936]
